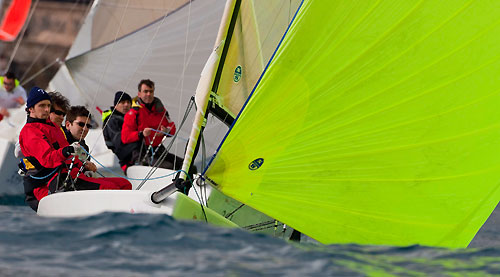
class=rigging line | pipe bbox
[148,0,194,170]
[136,98,194,188]
[150,129,188,142]
[20,0,84,82]
[20,59,59,86]
[250,226,276,232]
[225,203,244,219]
[243,220,276,230]
[201,132,208,205]
[188,174,208,222]
[88,0,179,154]
[80,146,180,181]
[173,0,192,170]
[136,97,195,189]
[27,166,60,180]
[106,0,217,184]
[5,0,40,72]
[79,0,132,144]
[145,0,217,169]
[125,0,185,151]
[194,175,206,206]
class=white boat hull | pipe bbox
[37,190,175,217]
[37,166,212,218]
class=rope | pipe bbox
[28,166,59,180]
[225,203,244,219]
[20,59,59,86]
[149,129,188,142]
[80,146,179,182]
[87,0,216,182]
[136,97,195,189]
[80,0,132,144]
[146,0,193,167]
[89,0,180,154]
[243,220,276,231]
[20,0,84,82]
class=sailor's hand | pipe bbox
[84,171,95,177]
[84,161,97,172]
[69,142,88,161]
[15,97,25,105]
[0,108,9,117]
[143,128,152,137]
[160,125,171,135]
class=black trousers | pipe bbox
[134,144,184,170]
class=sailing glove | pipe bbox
[68,142,89,161]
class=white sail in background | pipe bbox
[67,0,189,59]
[49,0,227,158]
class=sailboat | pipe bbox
[38,0,500,248]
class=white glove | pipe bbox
[70,142,88,161]
[84,171,95,177]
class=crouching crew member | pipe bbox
[102,91,138,173]
[19,87,132,211]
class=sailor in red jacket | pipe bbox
[19,87,132,211]
[121,79,184,170]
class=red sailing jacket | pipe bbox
[121,97,176,147]
[19,117,82,199]
[19,117,72,168]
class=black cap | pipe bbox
[114,91,132,106]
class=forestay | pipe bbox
[204,0,500,247]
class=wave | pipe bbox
[0,194,25,206]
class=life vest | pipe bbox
[0,76,20,88]
[102,109,112,124]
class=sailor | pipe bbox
[0,71,27,120]
[19,87,132,211]
[102,91,138,173]
[121,79,183,170]
[48,91,70,128]
[63,105,93,157]
[14,91,69,159]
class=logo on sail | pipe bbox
[234,65,242,82]
[248,158,264,170]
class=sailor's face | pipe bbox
[29,100,51,120]
[49,104,66,127]
[138,84,154,104]
[66,115,90,140]
[3,78,15,92]
[115,100,131,114]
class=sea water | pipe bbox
[0,194,499,276]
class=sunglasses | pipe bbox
[50,109,66,116]
[73,121,92,128]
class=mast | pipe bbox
[151,0,241,203]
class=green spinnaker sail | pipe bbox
[213,0,301,117]
[205,0,500,247]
